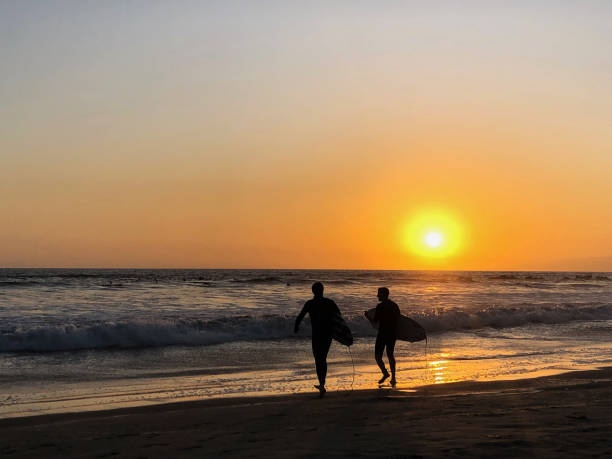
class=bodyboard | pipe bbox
[365,307,426,343]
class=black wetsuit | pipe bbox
[374,299,400,357]
[295,297,340,386]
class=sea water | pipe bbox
[1,269,611,418]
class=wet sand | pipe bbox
[1,367,611,458]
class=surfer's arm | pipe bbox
[294,303,309,333]
[373,304,381,322]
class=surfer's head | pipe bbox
[377,287,389,301]
[312,282,324,297]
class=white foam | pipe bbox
[2,303,611,353]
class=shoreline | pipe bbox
[1,364,607,422]
[0,358,597,421]
[1,366,611,457]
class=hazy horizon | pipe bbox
[3,264,611,272]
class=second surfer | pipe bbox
[369,287,400,385]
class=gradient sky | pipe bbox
[1,1,611,269]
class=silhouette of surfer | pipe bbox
[294,282,341,397]
[369,287,400,385]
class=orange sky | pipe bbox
[1,2,611,270]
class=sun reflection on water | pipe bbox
[429,354,450,384]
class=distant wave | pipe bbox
[226,276,362,286]
[562,283,603,289]
[2,303,611,353]
[2,270,610,291]
[0,281,42,288]
[515,282,554,289]
[230,276,284,284]
[488,273,610,282]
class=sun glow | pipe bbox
[402,209,464,259]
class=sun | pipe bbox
[425,231,443,248]
[401,209,463,258]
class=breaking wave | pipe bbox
[2,303,611,353]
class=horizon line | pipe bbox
[1,267,611,273]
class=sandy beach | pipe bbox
[1,367,611,458]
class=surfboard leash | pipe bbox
[347,345,355,392]
[424,336,430,377]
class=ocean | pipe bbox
[1,269,611,418]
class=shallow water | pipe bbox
[1,269,611,418]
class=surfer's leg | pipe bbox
[386,337,397,382]
[320,335,332,386]
[312,339,326,386]
[375,334,389,380]
[312,335,332,387]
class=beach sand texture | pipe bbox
[1,367,611,458]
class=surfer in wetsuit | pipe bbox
[372,287,400,385]
[294,282,341,397]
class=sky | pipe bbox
[1,1,611,270]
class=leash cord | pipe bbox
[347,346,355,392]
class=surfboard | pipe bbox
[364,308,380,330]
[365,307,426,343]
[331,312,353,346]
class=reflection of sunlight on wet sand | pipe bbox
[429,359,449,384]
